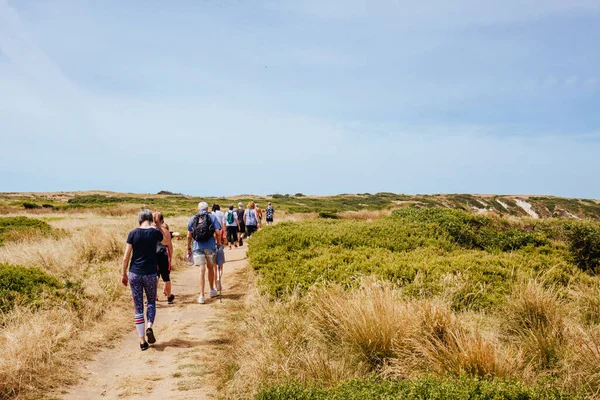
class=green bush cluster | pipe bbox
[257,377,579,400]
[566,222,600,272]
[392,208,547,251]
[248,210,592,310]
[0,262,81,314]
[0,216,52,245]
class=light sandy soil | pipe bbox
[57,246,249,400]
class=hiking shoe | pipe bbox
[140,341,149,351]
[216,279,222,291]
[146,328,156,344]
[210,289,218,298]
[197,295,205,304]
[239,239,243,246]
[167,294,175,304]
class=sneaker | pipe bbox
[239,239,243,246]
[140,341,149,351]
[167,294,175,304]
[209,289,218,298]
[197,295,205,304]
[229,245,232,250]
[146,328,156,344]
[216,279,222,291]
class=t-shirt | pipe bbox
[266,206,274,219]
[236,208,245,224]
[187,211,222,250]
[225,210,238,227]
[127,227,163,275]
[213,210,225,229]
[245,209,258,226]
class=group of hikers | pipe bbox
[121,200,275,350]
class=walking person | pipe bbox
[187,202,222,304]
[256,203,263,228]
[236,202,246,246]
[225,204,239,249]
[244,201,259,237]
[154,212,175,304]
[121,209,163,351]
[266,202,275,225]
[212,204,227,247]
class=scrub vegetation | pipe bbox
[221,208,600,399]
[1,191,600,399]
[2,191,600,220]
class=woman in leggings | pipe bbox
[121,209,164,350]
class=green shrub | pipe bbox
[393,208,548,251]
[566,222,600,273]
[256,376,579,400]
[247,217,581,310]
[22,202,41,209]
[0,216,52,245]
[0,263,81,313]
[318,211,339,219]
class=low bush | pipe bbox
[318,211,339,219]
[566,222,600,273]
[0,216,52,244]
[22,202,41,209]
[256,376,579,400]
[392,208,548,251]
[0,262,81,314]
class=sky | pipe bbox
[1,0,600,198]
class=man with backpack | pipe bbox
[266,202,275,225]
[225,204,240,250]
[187,202,222,304]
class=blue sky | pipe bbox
[1,0,599,197]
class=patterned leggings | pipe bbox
[129,272,157,336]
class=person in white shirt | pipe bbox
[224,204,240,249]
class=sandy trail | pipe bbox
[59,246,248,400]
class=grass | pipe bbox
[0,213,164,399]
[0,216,53,244]
[256,376,581,400]
[220,208,600,399]
[0,262,82,314]
[2,191,600,220]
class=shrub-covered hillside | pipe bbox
[224,208,600,399]
[1,191,599,219]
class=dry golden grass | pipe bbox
[220,276,600,399]
[0,213,138,399]
[504,281,567,369]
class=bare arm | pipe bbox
[121,243,133,286]
[187,231,193,256]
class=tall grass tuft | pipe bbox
[313,281,407,368]
[504,281,566,368]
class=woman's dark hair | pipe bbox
[229,204,234,210]
[212,203,220,212]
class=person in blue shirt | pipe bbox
[187,201,222,304]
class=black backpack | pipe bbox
[191,213,215,242]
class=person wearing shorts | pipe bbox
[154,212,174,304]
[121,209,163,351]
[225,204,239,249]
[187,202,222,304]
[244,201,259,237]
[266,202,274,225]
[236,202,246,246]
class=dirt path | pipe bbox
[59,246,248,400]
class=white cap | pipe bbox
[198,201,209,210]
[238,202,243,207]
